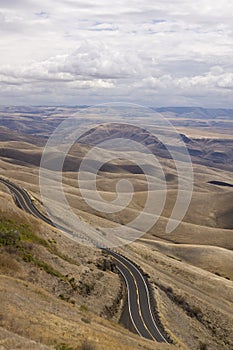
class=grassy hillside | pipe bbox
[0,189,174,350]
[0,112,233,349]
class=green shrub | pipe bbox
[23,253,34,262]
[23,252,65,279]
[80,304,88,312]
[0,230,20,246]
[0,219,48,247]
[81,317,90,324]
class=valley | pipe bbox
[0,106,233,350]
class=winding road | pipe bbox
[0,177,169,344]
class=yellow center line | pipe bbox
[1,179,159,342]
[4,182,35,217]
[113,255,156,341]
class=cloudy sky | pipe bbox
[0,0,233,107]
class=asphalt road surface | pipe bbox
[0,177,169,343]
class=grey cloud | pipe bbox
[35,11,50,19]
[0,0,32,8]
[0,0,233,107]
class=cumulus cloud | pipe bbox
[0,0,233,106]
[62,41,143,79]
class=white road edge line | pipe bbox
[0,178,168,343]
[116,253,169,343]
[116,265,143,338]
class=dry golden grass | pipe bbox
[0,275,174,350]
[0,188,175,350]
[0,122,233,349]
[140,239,233,280]
[120,241,233,350]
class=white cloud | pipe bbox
[0,0,233,106]
[61,41,143,79]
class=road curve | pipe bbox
[0,177,169,343]
[105,249,169,342]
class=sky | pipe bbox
[0,0,233,107]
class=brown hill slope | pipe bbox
[0,189,173,350]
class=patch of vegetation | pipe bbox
[96,256,115,272]
[80,304,88,312]
[0,251,20,272]
[22,252,65,279]
[0,219,67,280]
[78,281,95,296]
[48,238,57,244]
[55,340,96,350]
[55,343,76,350]
[48,245,78,265]
[58,293,67,301]
[0,229,20,247]
[101,281,123,320]
[20,228,48,247]
[0,218,79,268]
[80,340,96,350]
[68,276,78,290]
[199,342,208,350]
[0,219,48,248]
[159,284,203,321]
[58,293,72,302]
[58,293,76,305]
[81,317,90,324]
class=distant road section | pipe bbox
[0,177,170,343]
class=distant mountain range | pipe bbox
[0,105,232,172]
[1,105,233,119]
[154,106,233,119]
